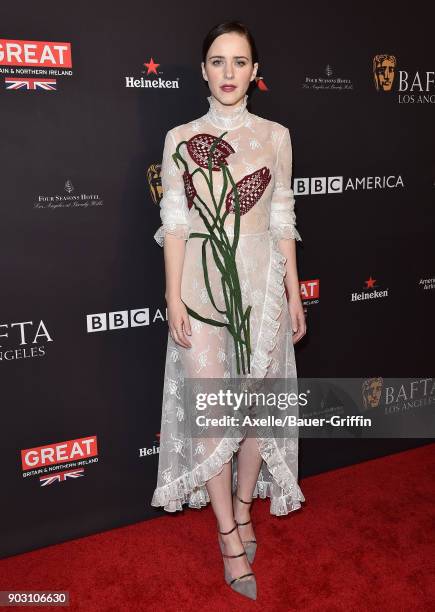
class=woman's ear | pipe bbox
[201,61,208,82]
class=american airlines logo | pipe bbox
[294,175,404,195]
[418,277,435,291]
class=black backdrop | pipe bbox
[1,1,434,559]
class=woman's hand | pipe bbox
[288,294,306,344]
[166,296,192,348]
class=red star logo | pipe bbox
[144,57,160,75]
[365,276,377,288]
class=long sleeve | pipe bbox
[153,128,192,247]
[269,127,302,242]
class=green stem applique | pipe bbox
[173,132,252,375]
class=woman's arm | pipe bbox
[154,129,192,347]
[269,127,306,343]
[163,234,186,303]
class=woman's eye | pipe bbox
[211,60,247,67]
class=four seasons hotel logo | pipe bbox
[372,53,434,103]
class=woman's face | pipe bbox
[201,32,258,106]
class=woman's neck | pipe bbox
[206,92,249,130]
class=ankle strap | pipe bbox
[235,492,253,505]
[222,550,247,559]
[218,523,238,536]
[236,519,252,526]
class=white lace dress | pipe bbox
[151,93,306,516]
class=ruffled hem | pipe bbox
[151,435,245,512]
[256,436,306,515]
[151,433,305,517]
[236,469,305,516]
[154,223,191,247]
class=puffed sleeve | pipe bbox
[269,127,302,241]
[153,128,192,247]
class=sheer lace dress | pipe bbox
[151,93,305,516]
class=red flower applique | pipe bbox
[186,133,235,171]
[226,167,272,215]
[183,170,197,209]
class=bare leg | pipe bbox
[233,437,263,540]
[180,318,253,580]
[205,459,252,580]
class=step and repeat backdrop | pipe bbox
[1,2,434,557]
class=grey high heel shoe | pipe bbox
[218,523,257,601]
[233,493,257,564]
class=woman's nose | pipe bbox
[224,63,234,79]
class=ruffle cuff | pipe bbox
[270,224,302,242]
[269,195,302,242]
[154,223,191,247]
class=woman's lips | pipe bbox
[221,85,236,92]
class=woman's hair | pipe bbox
[202,21,259,81]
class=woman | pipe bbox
[152,21,306,600]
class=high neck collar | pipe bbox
[205,93,249,130]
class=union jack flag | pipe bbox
[39,468,84,486]
[5,78,57,91]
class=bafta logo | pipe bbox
[373,54,396,92]
[147,163,162,205]
[362,377,383,410]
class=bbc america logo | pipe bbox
[86,309,160,332]
[294,174,404,195]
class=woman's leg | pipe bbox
[233,437,263,541]
[206,459,253,579]
[180,319,253,579]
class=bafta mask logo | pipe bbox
[373,54,397,92]
[362,377,383,410]
[147,162,162,206]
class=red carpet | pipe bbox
[1,444,434,611]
